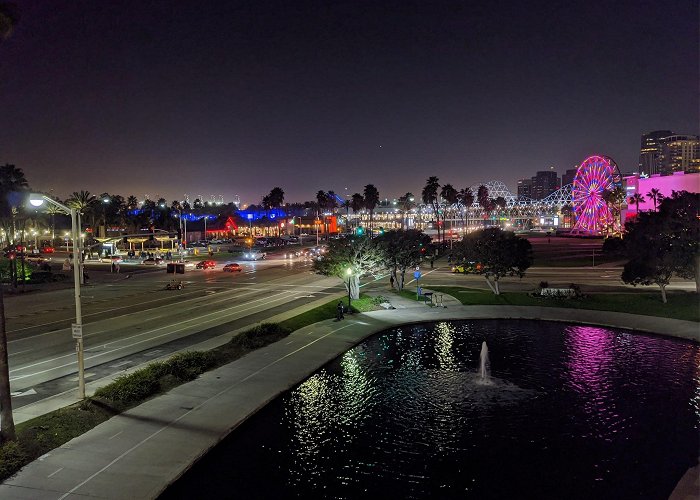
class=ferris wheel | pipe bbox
[571,155,622,233]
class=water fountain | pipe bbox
[478,341,490,381]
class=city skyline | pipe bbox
[1,0,697,202]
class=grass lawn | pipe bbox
[429,286,699,322]
[278,293,381,332]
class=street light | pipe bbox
[102,197,110,238]
[346,267,353,313]
[28,194,86,399]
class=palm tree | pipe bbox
[628,193,644,216]
[477,184,490,227]
[66,190,97,214]
[350,193,364,230]
[363,184,379,236]
[341,200,351,233]
[422,176,441,242]
[646,188,664,212]
[440,184,458,237]
[43,203,66,243]
[398,192,415,229]
[0,161,23,442]
[126,195,139,210]
[459,188,474,231]
[494,196,507,225]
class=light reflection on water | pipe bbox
[163,320,700,500]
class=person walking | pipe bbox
[430,257,434,269]
[115,261,120,273]
[389,275,395,289]
[111,261,116,273]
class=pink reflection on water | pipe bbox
[564,325,625,440]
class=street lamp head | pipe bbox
[103,198,110,204]
[29,194,45,207]
[346,268,352,275]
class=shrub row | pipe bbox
[0,322,292,481]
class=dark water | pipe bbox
[162,320,700,500]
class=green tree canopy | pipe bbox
[453,228,532,295]
[622,190,700,301]
[376,229,431,291]
[313,235,384,299]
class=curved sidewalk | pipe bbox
[0,300,697,499]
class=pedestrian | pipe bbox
[111,261,116,273]
[115,262,120,273]
[336,301,344,320]
[389,275,395,289]
[430,258,434,269]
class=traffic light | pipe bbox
[378,227,385,235]
[356,227,365,236]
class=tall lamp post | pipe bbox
[29,194,86,399]
[346,267,353,313]
[102,197,110,239]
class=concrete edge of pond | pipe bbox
[0,303,697,500]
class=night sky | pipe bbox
[0,0,697,205]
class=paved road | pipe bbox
[5,253,343,410]
[5,249,695,414]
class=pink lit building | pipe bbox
[623,171,700,222]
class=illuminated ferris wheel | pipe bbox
[571,155,622,233]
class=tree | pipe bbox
[341,200,350,232]
[477,184,491,227]
[422,176,441,242]
[0,162,23,442]
[646,188,663,212]
[459,188,474,230]
[628,193,644,215]
[376,229,431,291]
[621,214,675,303]
[313,235,384,299]
[658,191,699,293]
[363,184,379,235]
[350,193,364,230]
[453,228,532,295]
[602,186,625,233]
[268,187,285,209]
[397,192,415,229]
[441,184,458,237]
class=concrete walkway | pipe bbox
[0,294,697,499]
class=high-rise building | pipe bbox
[639,130,700,175]
[531,170,560,200]
[660,135,700,174]
[639,130,672,175]
[517,178,532,198]
[561,167,578,187]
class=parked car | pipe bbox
[142,257,164,265]
[452,261,483,273]
[40,246,55,253]
[223,263,242,272]
[196,260,216,269]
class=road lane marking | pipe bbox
[9,290,305,381]
[47,467,64,478]
[108,431,123,440]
